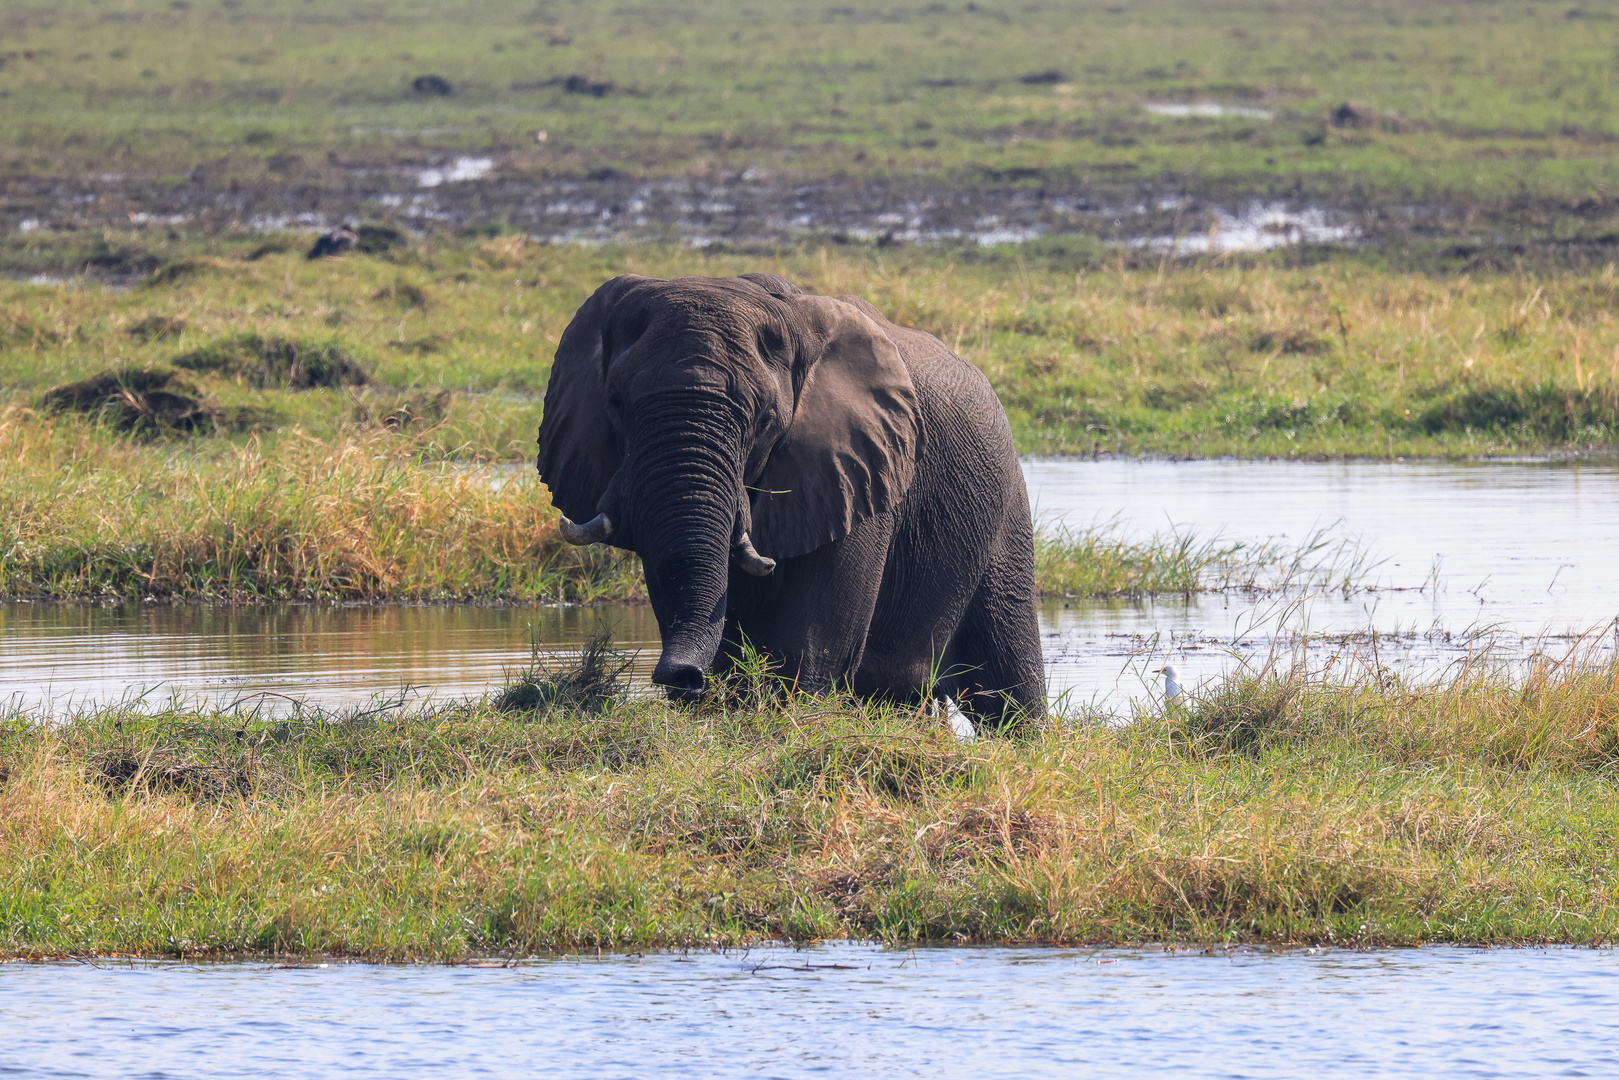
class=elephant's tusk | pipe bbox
[558,512,613,545]
[733,532,776,576]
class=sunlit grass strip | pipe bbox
[1,652,1617,959]
[0,410,640,603]
[6,238,1619,464]
[1034,524,1373,598]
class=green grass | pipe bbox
[4,234,1616,460]
[0,412,642,603]
[4,648,1617,958]
[7,0,1619,224]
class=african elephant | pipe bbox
[536,273,1044,728]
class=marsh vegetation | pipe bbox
[5,0,1619,961]
[4,236,1614,600]
[4,639,1617,958]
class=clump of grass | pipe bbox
[1414,381,1619,441]
[1035,525,1226,597]
[1321,646,1619,771]
[124,314,188,342]
[90,745,255,802]
[350,388,453,431]
[1167,668,1307,758]
[495,625,632,715]
[141,258,237,290]
[36,367,269,438]
[1,309,62,350]
[1036,524,1372,598]
[173,333,368,389]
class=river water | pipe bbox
[4,944,1618,1078]
[2,458,1616,716]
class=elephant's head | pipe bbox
[536,274,919,699]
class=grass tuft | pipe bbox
[495,625,633,715]
[173,333,368,389]
[1168,668,1307,758]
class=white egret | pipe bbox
[1155,663,1182,704]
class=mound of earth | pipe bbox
[37,367,271,436]
[352,223,410,256]
[173,333,367,389]
[411,74,453,96]
[124,314,188,342]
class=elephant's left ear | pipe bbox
[750,296,919,560]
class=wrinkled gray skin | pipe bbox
[536,273,1044,728]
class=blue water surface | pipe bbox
[3,944,1617,1078]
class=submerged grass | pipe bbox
[3,648,1617,958]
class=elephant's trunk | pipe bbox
[626,393,747,700]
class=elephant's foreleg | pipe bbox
[724,512,895,692]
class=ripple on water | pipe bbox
[2,945,1618,1078]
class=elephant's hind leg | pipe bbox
[943,542,1046,730]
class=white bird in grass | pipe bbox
[1155,664,1182,704]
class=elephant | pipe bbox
[536,272,1045,728]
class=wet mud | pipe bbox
[3,167,1370,252]
[6,164,1618,272]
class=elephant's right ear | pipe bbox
[750,296,919,560]
[536,275,647,522]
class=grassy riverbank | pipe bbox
[4,649,1617,958]
[1,234,1614,600]
[0,231,1614,601]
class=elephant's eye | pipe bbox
[757,326,784,356]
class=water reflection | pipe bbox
[0,603,659,715]
[1025,457,1619,707]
